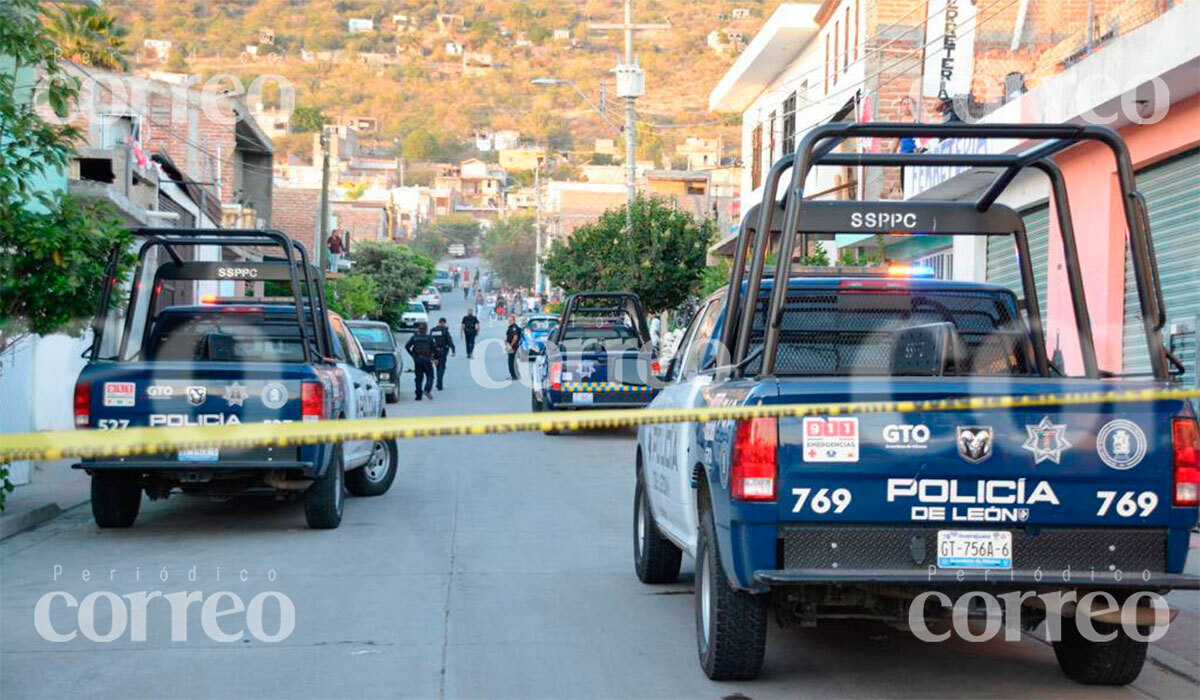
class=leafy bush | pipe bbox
[349,242,434,329]
[542,195,713,313]
[482,216,536,288]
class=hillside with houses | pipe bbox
[111,0,779,163]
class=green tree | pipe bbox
[1,0,136,508]
[325,273,381,320]
[289,105,328,134]
[349,241,434,328]
[45,5,129,71]
[409,227,447,261]
[542,195,714,313]
[431,214,481,249]
[801,241,831,266]
[401,127,439,161]
[697,258,731,298]
[482,216,536,288]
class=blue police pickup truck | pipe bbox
[73,229,398,530]
[531,292,661,430]
[632,123,1200,684]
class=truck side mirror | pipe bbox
[372,353,396,373]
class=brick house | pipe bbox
[708,0,1131,261]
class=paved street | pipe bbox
[2,288,1198,699]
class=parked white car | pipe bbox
[418,286,442,310]
[399,300,429,330]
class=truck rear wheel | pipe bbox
[346,440,397,497]
[305,445,344,529]
[695,502,767,680]
[1052,617,1147,685]
[633,470,681,583]
[91,472,142,528]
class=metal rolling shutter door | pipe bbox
[986,205,1050,321]
[1122,149,1200,378]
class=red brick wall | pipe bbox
[858,0,1121,197]
[272,187,321,259]
[331,203,387,252]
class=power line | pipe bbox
[784,0,1022,139]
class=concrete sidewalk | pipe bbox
[0,460,89,540]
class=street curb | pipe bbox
[0,503,63,540]
[1148,645,1200,684]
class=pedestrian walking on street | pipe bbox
[461,308,480,359]
[474,290,485,321]
[505,314,522,380]
[404,322,436,401]
[430,317,456,391]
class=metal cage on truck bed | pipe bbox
[722,123,1183,383]
[90,228,335,365]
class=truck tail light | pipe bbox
[549,362,562,390]
[1173,417,1200,506]
[731,417,777,501]
[73,381,91,428]
[651,360,661,375]
[301,381,325,422]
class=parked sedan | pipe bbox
[399,301,429,331]
[418,286,442,310]
[346,320,403,403]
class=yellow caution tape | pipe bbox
[1,387,1197,462]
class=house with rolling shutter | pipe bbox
[904,1,1199,379]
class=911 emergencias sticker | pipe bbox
[802,417,859,462]
[103,382,135,407]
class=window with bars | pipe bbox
[768,111,777,162]
[751,124,763,190]
[782,93,796,156]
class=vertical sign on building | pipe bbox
[922,0,978,101]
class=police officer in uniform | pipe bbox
[430,317,456,391]
[460,309,480,358]
[504,314,522,380]
[404,322,436,401]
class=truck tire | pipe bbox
[91,472,141,528]
[305,445,345,529]
[531,391,543,412]
[1052,617,1147,685]
[695,501,767,680]
[346,439,398,497]
[633,470,682,583]
[386,389,399,404]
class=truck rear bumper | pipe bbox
[74,460,316,476]
[753,568,1200,589]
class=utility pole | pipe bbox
[589,1,668,233]
[534,156,543,294]
[318,131,331,274]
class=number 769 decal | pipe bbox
[791,487,852,514]
[1095,490,1157,518]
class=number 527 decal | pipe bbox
[791,487,852,514]
[1095,490,1157,518]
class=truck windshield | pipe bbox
[744,287,1034,377]
[349,326,394,350]
[558,324,641,352]
[146,312,309,363]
